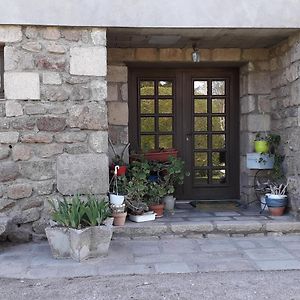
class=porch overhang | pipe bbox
[1,0,300,29]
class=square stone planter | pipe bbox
[45,218,113,262]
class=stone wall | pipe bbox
[270,32,300,215]
[0,25,108,241]
[107,47,271,205]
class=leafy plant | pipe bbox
[109,138,130,166]
[110,174,127,195]
[145,181,166,205]
[49,195,110,229]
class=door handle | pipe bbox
[186,133,192,142]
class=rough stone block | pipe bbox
[35,143,64,158]
[257,95,271,113]
[0,146,10,160]
[42,27,61,40]
[24,104,47,115]
[212,48,241,61]
[20,132,53,144]
[247,114,271,132]
[121,84,128,101]
[21,42,42,53]
[90,80,107,101]
[0,26,22,42]
[108,102,128,126]
[4,72,40,100]
[5,101,23,117]
[0,161,19,182]
[89,131,108,153]
[0,132,19,144]
[20,160,55,181]
[57,153,109,195]
[70,47,107,76]
[91,28,106,46]
[37,117,66,132]
[33,180,54,195]
[7,184,32,200]
[107,66,127,83]
[13,208,41,224]
[35,55,66,71]
[62,29,81,41]
[107,83,119,101]
[46,43,66,54]
[266,222,300,233]
[215,221,263,233]
[240,95,256,114]
[42,72,62,85]
[248,72,271,94]
[68,103,107,130]
[242,49,269,61]
[55,132,87,143]
[12,144,32,161]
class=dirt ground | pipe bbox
[0,270,300,300]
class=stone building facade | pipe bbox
[0,0,300,241]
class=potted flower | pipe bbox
[254,133,269,153]
[111,203,127,226]
[145,181,166,218]
[144,148,178,162]
[161,156,189,212]
[109,169,127,206]
[46,195,113,262]
[109,138,130,176]
[265,183,288,216]
[125,160,155,222]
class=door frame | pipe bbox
[128,65,240,200]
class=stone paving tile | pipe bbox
[134,253,183,264]
[197,259,257,272]
[233,216,269,221]
[244,248,296,261]
[97,264,153,276]
[280,242,300,250]
[154,262,192,273]
[214,211,241,217]
[254,260,300,271]
[233,240,257,249]
[160,239,199,254]
[200,243,239,252]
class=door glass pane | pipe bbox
[140,81,155,96]
[159,117,173,132]
[212,134,226,149]
[194,169,209,185]
[141,117,155,132]
[212,169,226,184]
[158,81,172,95]
[212,80,225,95]
[141,99,155,114]
[212,152,226,167]
[194,99,207,113]
[158,99,172,114]
[194,81,208,95]
[159,135,173,149]
[212,116,225,131]
[194,117,207,131]
[212,99,225,113]
[194,135,207,149]
[194,152,208,167]
[141,135,155,151]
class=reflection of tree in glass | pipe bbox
[212,81,225,95]
[141,135,155,151]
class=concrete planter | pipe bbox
[45,218,114,262]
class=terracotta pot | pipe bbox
[144,149,178,162]
[113,212,127,226]
[268,206,286,216]
[149,204,164,218]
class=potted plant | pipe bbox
[125,160,155,222]
[265,183,288,216]
[254,133,269,153]
[145,181,166,218]
[109,138,130,176]
[161,156,189,212]
[46,195,113,262]
[109,169,127,206]
[144,148,178,162]
[111,203,127,226]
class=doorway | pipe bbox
[129,67,239,200]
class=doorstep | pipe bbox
[113,203,300,239]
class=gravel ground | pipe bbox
[0,271,300,300]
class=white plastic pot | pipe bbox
[109,193,125,206]
[162,195,176,211]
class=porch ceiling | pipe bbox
[107,28,299,49]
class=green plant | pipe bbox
[254,133,268,141]
[49,195,110,229]
[110,174,127,195]
[109,138,130,166]
[145,181,166,205]
[162,156,190,195]
[125,160,151,214]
